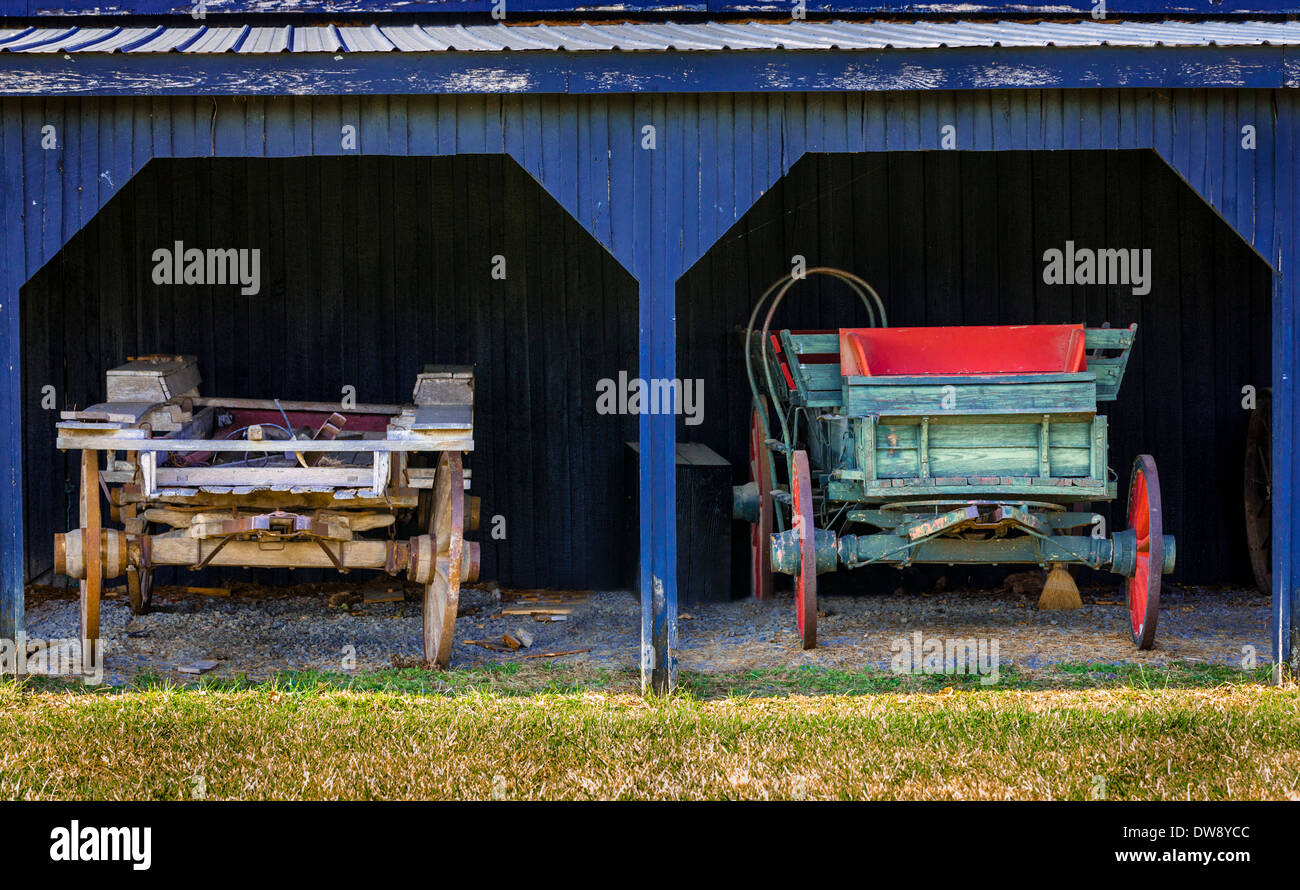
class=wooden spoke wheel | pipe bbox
[1244,388,1272,597]
[749,397,774,600]
[791,449,817,650]
[1125,455,1164,650]
[78,449,103,673]
[423,451,466,668]
[416,489,433,534]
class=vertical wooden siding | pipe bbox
[678,149,1273,587]
[0,88,1296,669]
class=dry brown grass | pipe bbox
[1,675,1297,800]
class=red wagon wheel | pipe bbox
[748,397,774,600]
[791,450,817,650]
[423,451,466,668]
[1125,454,1164,650]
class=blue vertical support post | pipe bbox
[1272,94,1295,679]
[1272,275,1293,679]
[634,97,678,694]
[0,104,24,648]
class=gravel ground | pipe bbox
[20,577,1270,686]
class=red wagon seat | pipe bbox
[839,323,1087,377]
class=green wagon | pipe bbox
[734,269,1175,650]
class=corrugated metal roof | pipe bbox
[1,19,1299,53]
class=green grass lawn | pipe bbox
[0,662,1295,800]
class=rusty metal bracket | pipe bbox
[194,534,236,570]
[215,510,323,537]
[314,538,347,573]
[136,532,152,570]
[384,540,409,576]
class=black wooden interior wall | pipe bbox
[21,155,638,588]
[678,149,1272,588]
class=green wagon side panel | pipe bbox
[1091,362,1124,400]
[778,330,845,409]
[1084,325,1137,402]
[843,373,1098,416]
[827,477,1116,504]
[786,332,840,354]
[798,363,845,392]
[873,415,1098,480]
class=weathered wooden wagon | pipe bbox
[52,356,480,669]
[736,270,1176,651]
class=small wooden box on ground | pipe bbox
[624,442,732,603]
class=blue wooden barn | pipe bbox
[1,0,1296,691]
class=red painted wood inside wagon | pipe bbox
[219,408,390,435]
[839,323,1087,377]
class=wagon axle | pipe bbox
[760,447,1176,652]
[53,521,481,586]
[769,511,1175,576]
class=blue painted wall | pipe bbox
[2,87,1297,688]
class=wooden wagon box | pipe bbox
[53,356,481,670]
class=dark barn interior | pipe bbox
[19,149,1274,598]
[679,149,1273,591]
[21,155,638,590]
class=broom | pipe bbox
[1037,563,1082,610]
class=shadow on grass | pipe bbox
[5,659,1275,700]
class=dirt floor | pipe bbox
[20,574,1270,686]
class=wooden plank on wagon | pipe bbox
[57,433,472,452]
[157,467,373,487]
[61,401,158,424]
[193,396,404,415]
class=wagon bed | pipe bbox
[52,355,481,671]
[771,323,1137,505]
